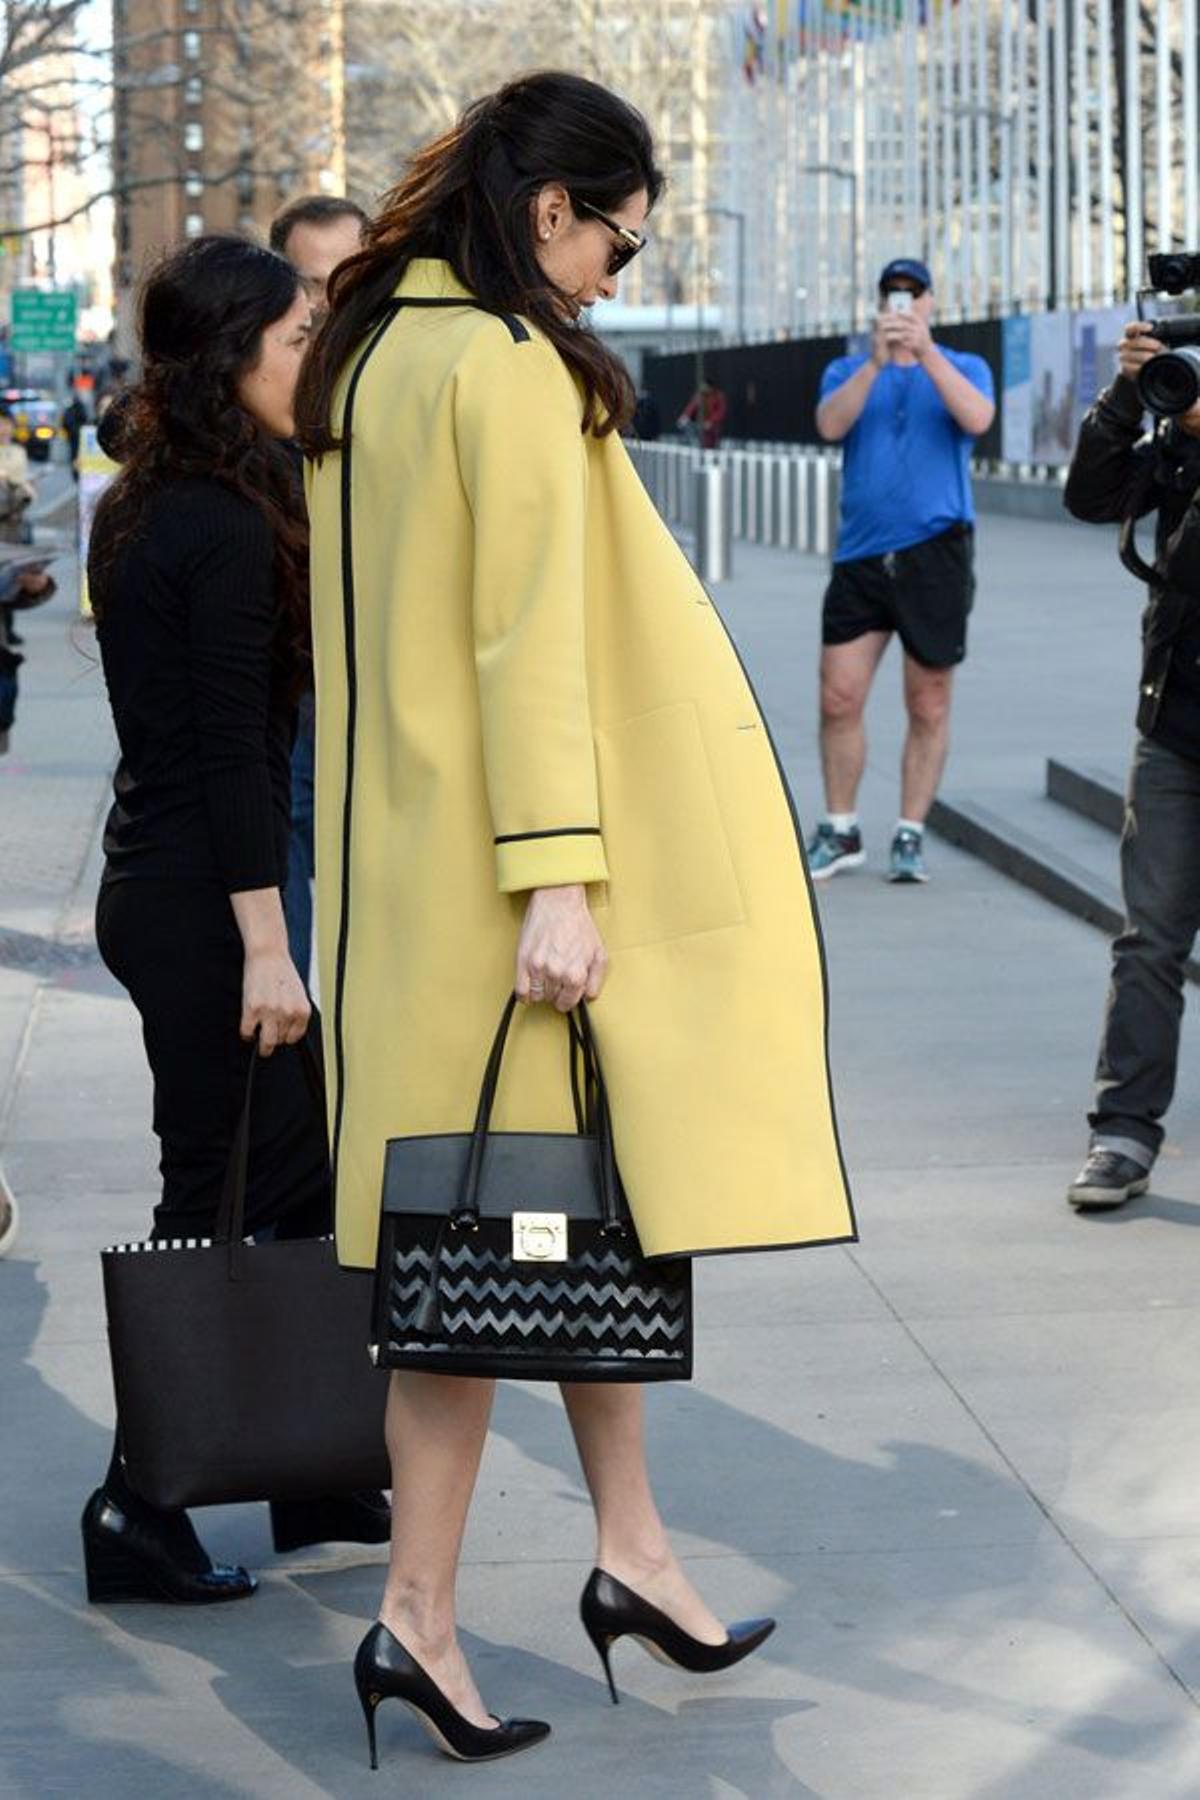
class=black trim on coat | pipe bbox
[330,294,533,1192]
[494,826,602,845]
[330,300,405,1188]
[692,575,859,1249]
[378,295,530,343]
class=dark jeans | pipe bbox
[284,693,315,985]
[1089,734,1200,1161]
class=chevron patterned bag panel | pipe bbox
[371,1210,693,1383]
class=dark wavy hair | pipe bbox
[295,70,664,456]
[90,235,309,680]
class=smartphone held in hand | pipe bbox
[887,291,914,314]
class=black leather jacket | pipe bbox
[1064,373,1200,738]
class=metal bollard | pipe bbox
[640,445,656,512]
[812,458,831,558]
[743,453,760,542]
[694,461,732,582]
[662,448,677,524]
[791,455,810,552]
[729,451,746,539]
[673,447,689,526]
[644,447,661,517]
[681,448,699,531]
[755,455,774,545]
[770,455,792,548]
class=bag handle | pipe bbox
[409,1001,625,1336]
[214,1027,327,1278]
[452,995,625,1236]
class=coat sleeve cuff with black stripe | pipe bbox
[494,826,609,893]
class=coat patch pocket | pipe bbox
[592,701,745,951]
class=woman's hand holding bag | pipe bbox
[516,883,608,1011]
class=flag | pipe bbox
[742,5,767,83]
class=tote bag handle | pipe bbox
[452,996,626,1237]
[213,1030,327,1278]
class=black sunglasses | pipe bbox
[572,196,646,276]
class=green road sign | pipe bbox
[10,288,78,353]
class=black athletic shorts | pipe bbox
[821,522,975,670]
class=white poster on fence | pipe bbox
[1030,311,1075,465]
[1001,316,1032,464]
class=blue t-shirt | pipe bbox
[818,349,995,563]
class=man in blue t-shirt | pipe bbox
[807,258,995,884]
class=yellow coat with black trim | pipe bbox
[307,259,854,1270]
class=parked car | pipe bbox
[2,389,59,462]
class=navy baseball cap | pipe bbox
[879,257,932,293]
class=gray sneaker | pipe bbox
[807,821,865,881]
[0,1169,17,1257]
[1067,1149,1150,1211]
[888,827,929,883]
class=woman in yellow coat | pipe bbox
[298,72,854,1767]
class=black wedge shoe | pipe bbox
[579,1567,775,1704]
[81,1489,257,1605]
[353,1620,550,1767]
[269,1490,391,1554]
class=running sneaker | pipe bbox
[806,821,865,881]
[888,827,928,884]
[1066,1149,1150,1211]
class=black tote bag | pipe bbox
[370,997,692,1383]
[101,1042,389,1510]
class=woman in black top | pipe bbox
[83,236,387,1604]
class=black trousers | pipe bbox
[1090,735,1200,1162]
[96,877,330,1240]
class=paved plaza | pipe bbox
[3,481,1200,1798]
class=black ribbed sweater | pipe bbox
[92,477,294,892]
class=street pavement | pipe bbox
[3,482,1200,1799]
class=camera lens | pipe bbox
[1137,346,1200,416]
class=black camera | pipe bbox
[1136,253,1200,416]
[1147,252,1200,294]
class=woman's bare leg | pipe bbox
[561,1382,726,1643]
[378,1371,497,1728]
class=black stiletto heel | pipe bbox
[352,1621,550,1766]
[582,1616,621,1704]
[579,1568,775,1704]
[360,1683,380,1771]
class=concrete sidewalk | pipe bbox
[2,505,1200,1798]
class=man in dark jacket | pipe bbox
[1064,319,1200,1208]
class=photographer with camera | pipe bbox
[1064,273,1200,1210]
[810,258,995,885]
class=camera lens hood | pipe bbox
[1137,347,1200,417]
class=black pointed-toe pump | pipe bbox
[353,1621,551,1767]
[579,1568,776,1704]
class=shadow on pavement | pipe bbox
[0,1259,253,1797]
[0,1256,1190,1794]
[1080,1190,1200,1227]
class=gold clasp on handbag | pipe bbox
[512,1212,568,1262]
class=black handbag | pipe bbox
[101,1042,390,1510]
[369,996,692,1382]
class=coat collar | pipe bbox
[394,259,475,303]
